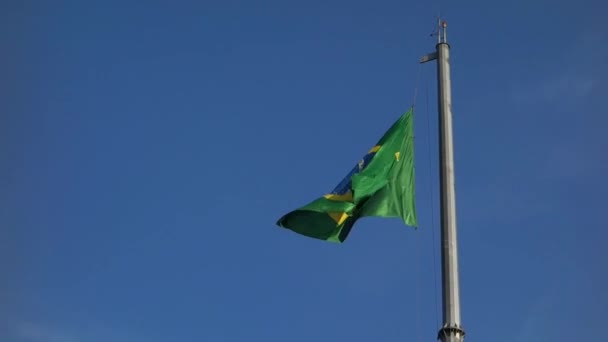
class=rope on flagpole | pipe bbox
[411,63,423,110]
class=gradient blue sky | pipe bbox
[2,1,606,341]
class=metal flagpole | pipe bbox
[420,19,465,342]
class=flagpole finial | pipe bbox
[438,19,448,44]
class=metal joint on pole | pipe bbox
[438,323,465,340]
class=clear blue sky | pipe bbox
[1,1,606,341]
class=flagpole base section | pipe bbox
[437,323,465,342]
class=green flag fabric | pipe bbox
[276,109,417,243]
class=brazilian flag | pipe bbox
[277,108,417,243]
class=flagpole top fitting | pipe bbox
[438,19,448,44]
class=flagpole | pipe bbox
[421,19,465,342]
